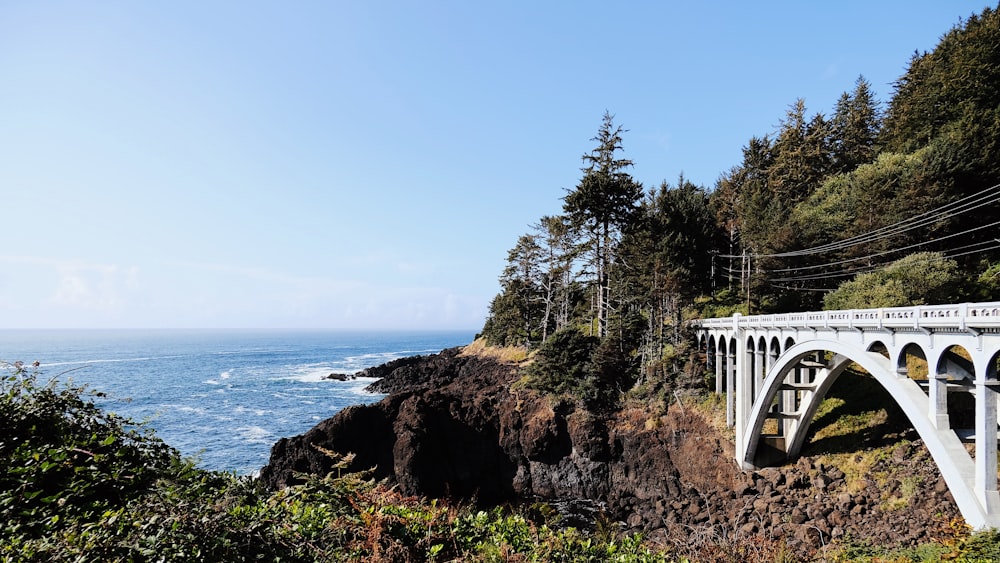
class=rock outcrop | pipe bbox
[260,347,962,558]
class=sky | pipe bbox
[0,1,994,330]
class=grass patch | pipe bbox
[879,474,924,511]
[461,337,530,364]
[695,391,736,441]
[803,370,913,457]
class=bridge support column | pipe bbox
[735,337,753,468]
[754,348,765,401]
[975,379,999,508]
[726,346,736,427]
[929,373,950,429]
[782,375,796,437]
[714,347,724,395]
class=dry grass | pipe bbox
[813,448,889,495]
[695,392,736,441]
[460,337,531,364]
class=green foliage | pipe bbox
[0,360,676,562]
[882,7,1000,155]
[563,111,644,339]
[789,150,934,257]
[830,76,882,174]
[978,261,1000,300]
[823,252,962,310]
[833,526,1000,562]
[695,289,748,320]
[524,327,600,397]
[0,362,177,542]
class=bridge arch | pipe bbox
[769,337,781,365]
[867,340,890,358]
[898,342,929,380]
[695,302,1000,528]
[740,338,996,529]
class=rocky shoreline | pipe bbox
[261,347,961,559]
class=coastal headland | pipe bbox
[261,345,961,558]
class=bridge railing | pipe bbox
[694,302,1000,332]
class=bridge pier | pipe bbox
[726,342,735,427]
[696,302,1000,529]
[975,376,999,509]
[929,373,950,429]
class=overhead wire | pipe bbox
[765,239,1000,284]
[768,218,1000,273]
[717,181,1000,291]
[766,182,1000,258]
[718,181,1000,260]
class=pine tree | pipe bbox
[831,76,882,174]
[532,215,577,342]
[563,112,643,337]
[481,234,545,346]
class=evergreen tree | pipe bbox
[532,215,578,342]
[830,76,882,174]
[481,234,545,346]
[619,177,719,369]
[882,7,1000,158]
[563,112,643,337]
[729,135,777,256]
[768,99,832,210]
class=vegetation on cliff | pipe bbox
[7,355,1000,562]
[481,6,1000,408]
[0,361,676,562]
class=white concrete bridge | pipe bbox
[694,302,1000,529]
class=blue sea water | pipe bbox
[0,329,475,475]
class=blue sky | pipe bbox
[0,1,993,330]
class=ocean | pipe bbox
[0,329,475,475]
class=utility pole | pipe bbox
[744,250,752,314]
[710,251,718,291]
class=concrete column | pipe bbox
[754,348,765,402]
[734,336,749,462]
[975,379,998,505]
[929,373,950,429]
[726,347,736,427]
[715,347,724,395]
[782,369,796,437]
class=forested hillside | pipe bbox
[481,6,1000,401]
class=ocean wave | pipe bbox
[3,329,471,475]
[346,377,384,396]
[235,425,273,444]
[342,352,406,365]
[41,355,187,368]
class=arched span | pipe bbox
[740,339,995,529]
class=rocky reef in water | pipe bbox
[260,346,962,556]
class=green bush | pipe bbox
[0,362,177,541]
[524,327,600,397]
[0,359,676,562]
[823,252,962,310]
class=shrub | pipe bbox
[0,361,177,542]
[524,327,599,398]
[823,252,961,310]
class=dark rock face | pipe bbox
[260,349,962,558]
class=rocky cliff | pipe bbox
[260,346,962,558]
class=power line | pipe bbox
[766,239,1000,284]
[719,181,1000,260]
[766,182,1000,258]
[768,218,1000,273]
